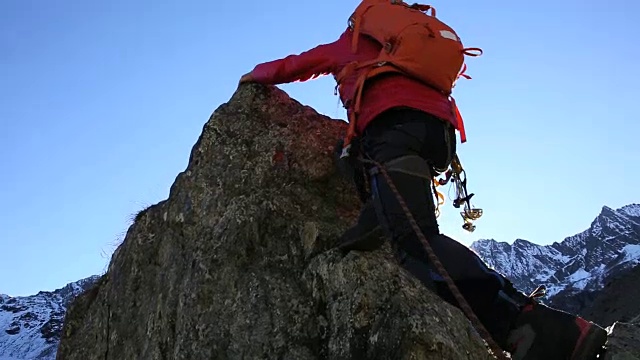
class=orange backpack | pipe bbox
[337,0,482,151]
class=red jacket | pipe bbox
[250,28,458,136]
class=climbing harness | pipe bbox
[361,156,508,360]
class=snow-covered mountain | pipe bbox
[0,276,100,360]
[471,204,640,311]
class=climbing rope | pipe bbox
[363,157,509,360]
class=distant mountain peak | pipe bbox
[0,275,100,360]
[598,204,640,219]
[471,203,640,311]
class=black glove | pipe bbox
[334,138,357,178]
[334,137,370,203]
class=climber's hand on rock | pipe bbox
[239,72,254,85]
[334,138,357,179]
[333,139,345,161]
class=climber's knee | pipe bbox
[395,247,437,291]
[368,155,439,238]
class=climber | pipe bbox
[238,2,607,358]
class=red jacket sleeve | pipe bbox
[250,38,342,85]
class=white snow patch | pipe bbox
[0,294,58,360]
[567,268,591,290]
[620,244,640,264]
[568,268,591,282]
[550,253,574,263]
[545,284,564,298]
[618,204,640,218]
[534,269,555,282]
[0,276,99,360]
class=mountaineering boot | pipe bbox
[507,299,608,360]
[336,199,386,253]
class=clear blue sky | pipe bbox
[1,0,638,296]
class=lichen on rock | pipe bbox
[57,84,493,360]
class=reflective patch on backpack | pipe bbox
[440,30,459,41]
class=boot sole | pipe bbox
[571,325,608,360]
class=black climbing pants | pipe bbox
[359,108,524,347]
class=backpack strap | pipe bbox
[464,48,483,56]
[451,97,467,143]
[337,56,405,153]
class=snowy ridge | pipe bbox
[618,204,640,218]
[0,276,100,360]
[471,204,640,300]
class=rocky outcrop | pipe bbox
[582,264,640,327]
[603,322,640,360]
[56,84,493,360]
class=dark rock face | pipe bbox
[1,300,29,313]
[582,264,640,327]
[41,313,65,343]
[56,84,493,360]
[5,322,20,335]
